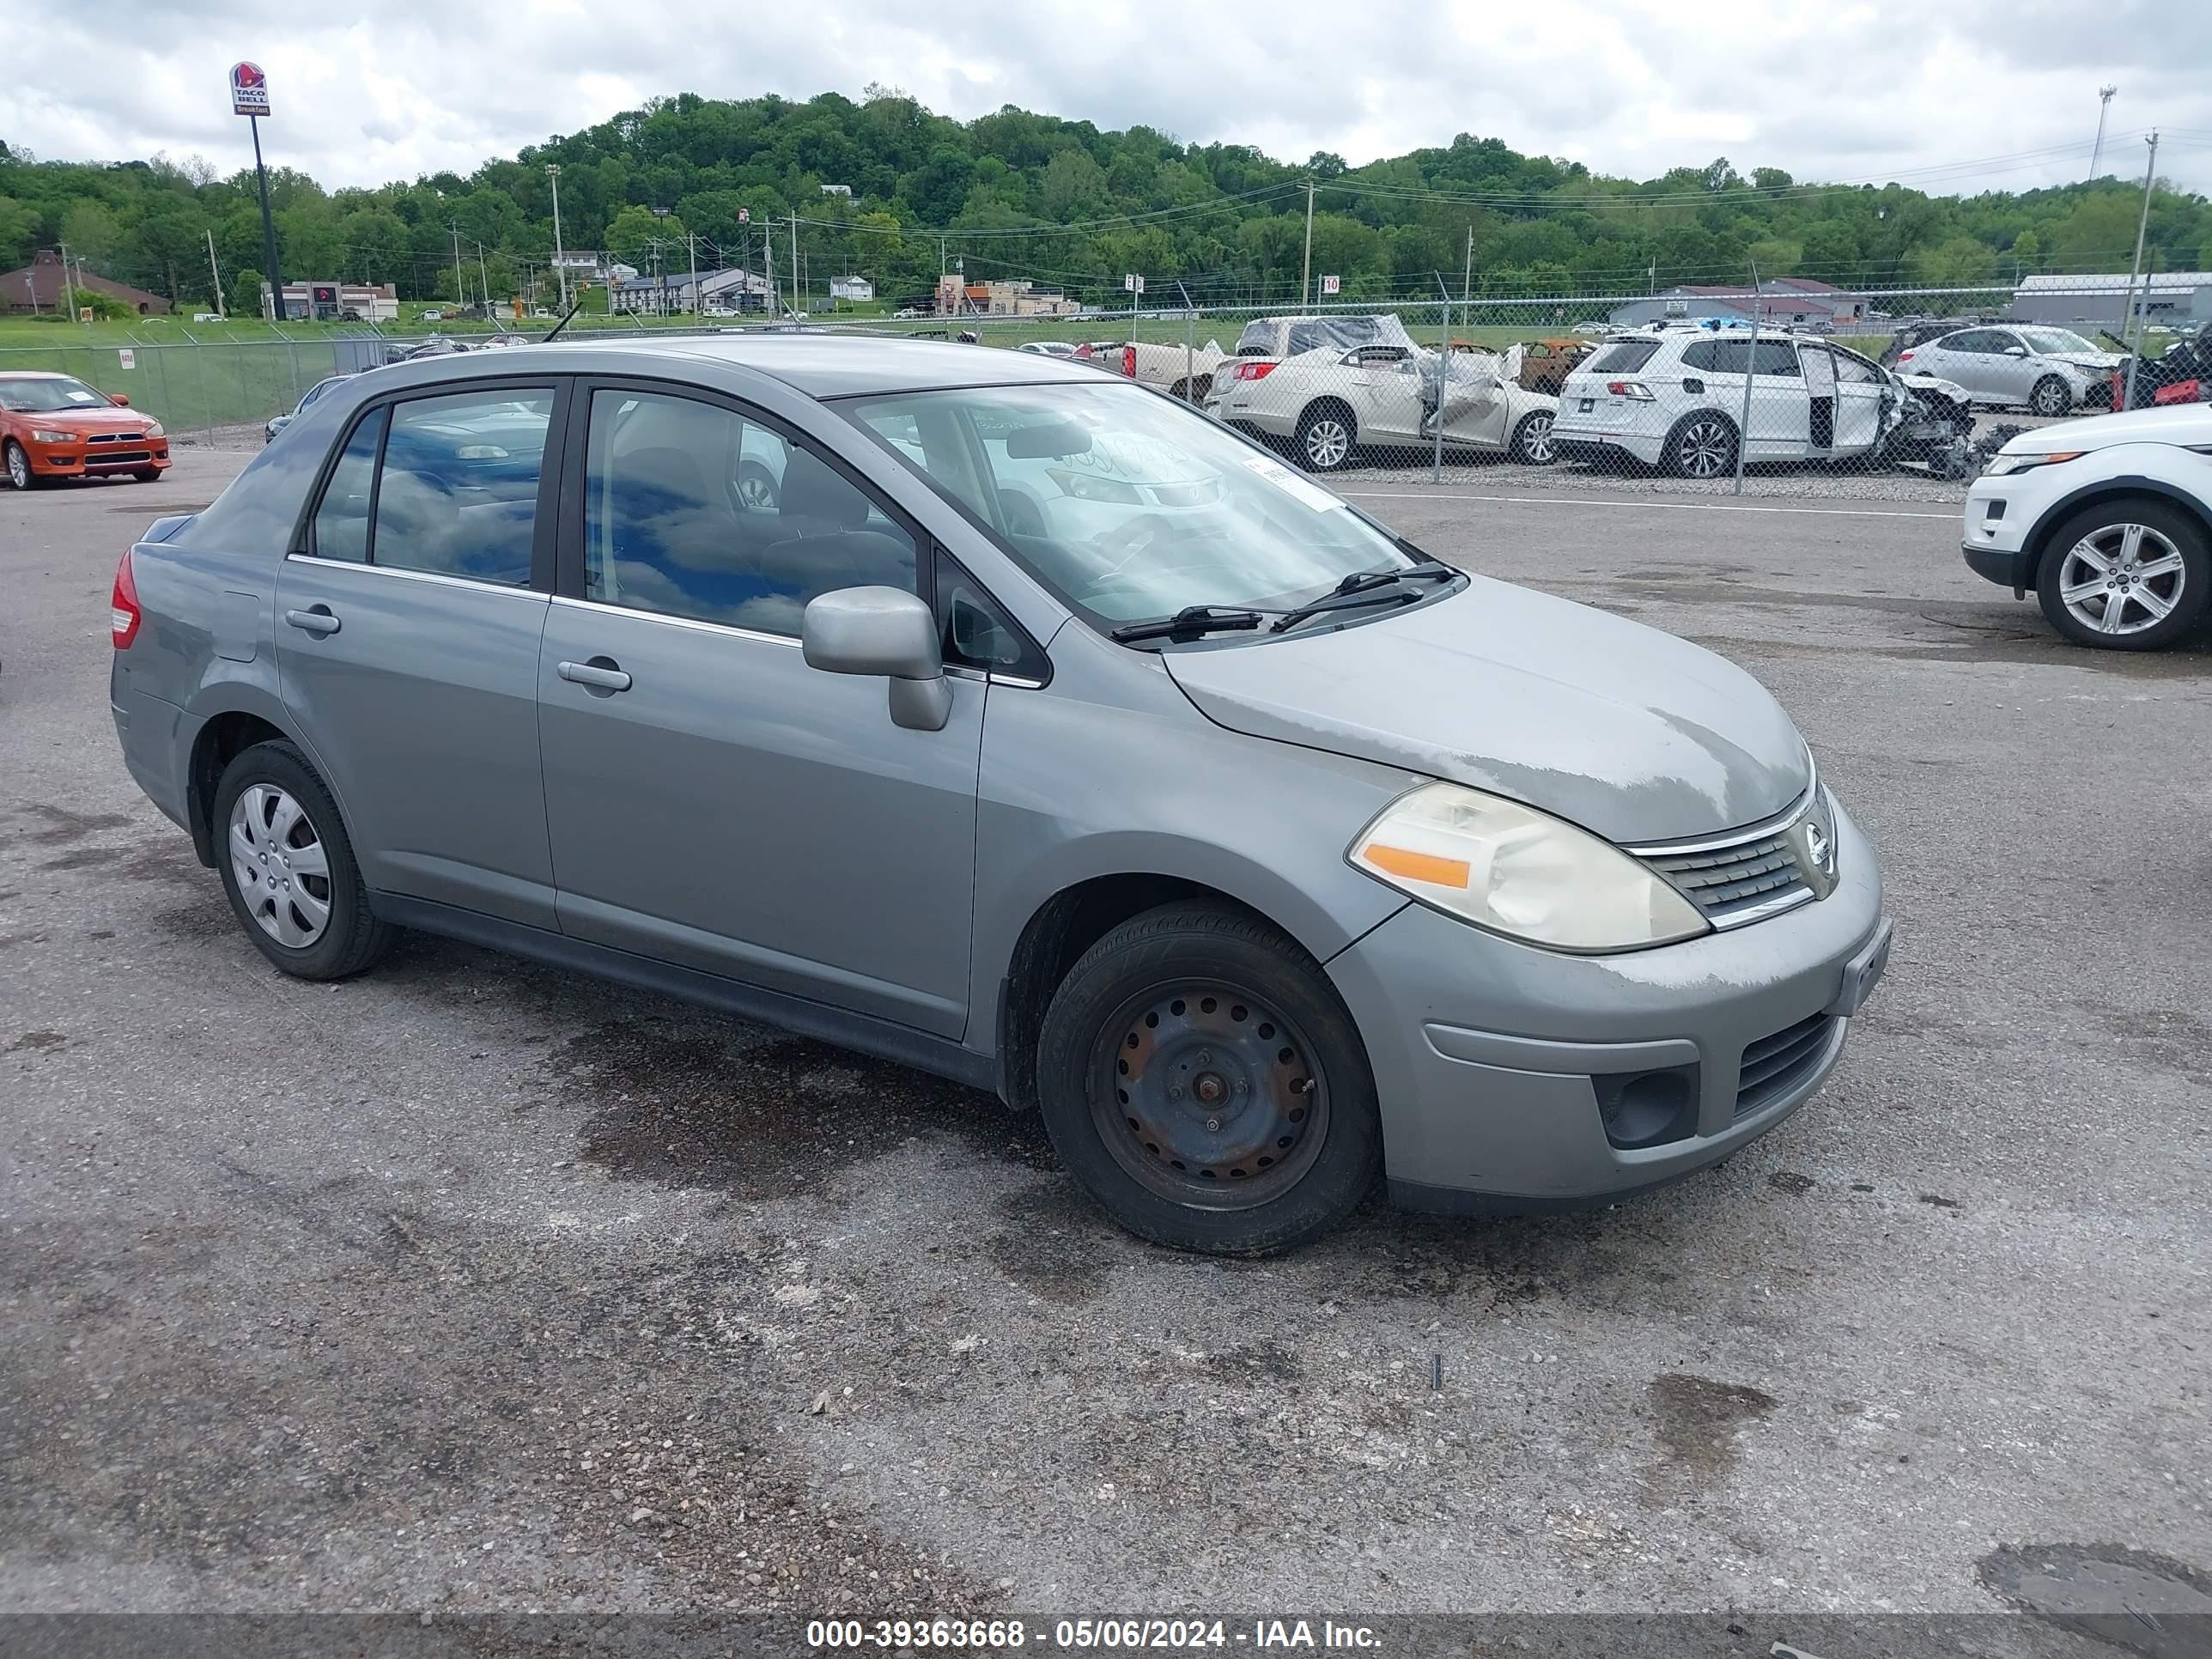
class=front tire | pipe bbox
[1662,411,1739,479]
[1509,409,1558,465]
[2033,499,2209,650]
[133,468,163,483]
[4,441,32,490]
[2029,375,2073,418]
[1035,903,1382,1255]
[1294,402,1356,473]
[213,740,395,979]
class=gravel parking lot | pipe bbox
[3,451,2208,1634]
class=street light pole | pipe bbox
[2121,131,2160,411]
[546,164,568,311]
[2090,85,2118,179]
[1300,179,1315,309]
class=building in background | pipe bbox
[1607,278,1869,331]
[2010,270,2211,329]
[609,267,773,315]
[0,249,173,315]
[829,275,874,303]
[264,279,399,323]
[933,275,1078,317]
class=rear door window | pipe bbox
[371,389,553,586]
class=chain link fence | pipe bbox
[6,286,2177,499]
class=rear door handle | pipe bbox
[556,658,631,692]
[284,606,341,636]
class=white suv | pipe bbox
[1552,327,1970,478]
[1962,404,2212,649]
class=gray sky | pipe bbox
[5,0,2208,197]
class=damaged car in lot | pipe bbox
[108,335,1888,1255]
[1893,325,2123,416]
[1206,317,1560,469]
[1552,328,1972,478]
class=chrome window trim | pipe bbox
[285,551,542,599]
[549,592,802,648]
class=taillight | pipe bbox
[110,550,142,649]
[1232,361,1279,381]
[1121,345,1135,378]
[1607,380,1656,401]
[1897,349,1915,363]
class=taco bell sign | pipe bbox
[230,62,271,118]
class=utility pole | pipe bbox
[791,211,800,318]
[766,221,776,317]
[207,228,227,318]
[2121,131,2160,410]
[58,240,85,323]
[1301,179,1315,309]
[477,241,493,319]
[546,164,568,311]
[1462,225,1474,305]
[449,223,465,313]
[2091,85,2118,179]
[687,233,699,315]
[651,208,672,317]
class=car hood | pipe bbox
[15,405,148,431]
[1164,578,1809,844]
[2048,351,2126,374]
[2009,401,2212,453]
[1896,371,1968,401]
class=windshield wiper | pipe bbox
[1268,566,1456,633]
[1109,605,1267,644]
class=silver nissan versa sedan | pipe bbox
[109,336,1891,1254]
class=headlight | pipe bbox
[32,428,73,444]
[144,422,164,438]
[1348,781,1708,952]
[1980,449,2084,477]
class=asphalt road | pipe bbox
[3,451,2208,1634]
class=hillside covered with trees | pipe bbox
[3,87,2209,315]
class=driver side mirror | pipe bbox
[110,393,131,407]
[2002,345,2028,357]
[801,586,951,732]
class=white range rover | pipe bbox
[1963,403,2212,650]
[1551,326,1972,478]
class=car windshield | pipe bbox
[2017,328,2100,356]
[841,381,1425,630]
[0,375,109,412]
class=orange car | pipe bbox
[1,371,171,489]
[1514,337,1598,396]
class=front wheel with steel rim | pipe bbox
[1662,412,1739,479]
[1295,403,1356,473]
[1035,903,1381,1254]
[2028,375,2073,418]
[4,441,33,490]
[2034,499,2209,651]
[213,740,395,978]
[1510,410,1558,465]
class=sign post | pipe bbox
[1125,271,1143,334]
[231,64,283,322]
[1320,274,1341,299]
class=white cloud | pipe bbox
[3,0,2206,193]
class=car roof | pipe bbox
[0,370,73,380]
[379,331,1108,400]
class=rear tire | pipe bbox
[1294,401,1357,472]
[1662,411,1740,480]
[1509,410,1558,465]
[213,740,395,980]
[2033,498,2209,651]
[2028,375,2073,418]
[1035,902,1382,1255]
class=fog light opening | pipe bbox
[1595,1066,1699,1151]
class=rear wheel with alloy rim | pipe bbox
[1510,410,1558,465]
[1295,403,1355,472]
[1663,412,1738,479]
[1036,902,1380,1254]
[214,740,395,978]
[2034,499,2209,650]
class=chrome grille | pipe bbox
[1644,831,1808,923]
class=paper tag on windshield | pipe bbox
[1239,455,1346,513]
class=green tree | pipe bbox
[61,198,119,264]
[0,194,35,265]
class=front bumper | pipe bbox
[1962,474,2036,592]
[1328,800,1887,1210]
[30,441,171,478]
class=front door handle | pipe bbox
[284,606,341,636]
[556,658,631,692]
